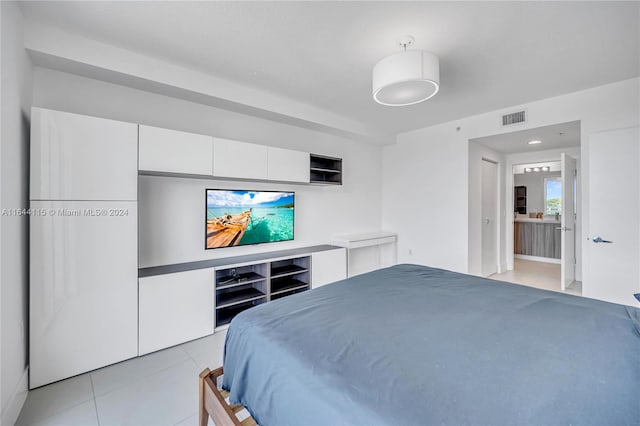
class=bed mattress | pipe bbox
[222,264,640,425]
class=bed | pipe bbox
[201,264,640,425]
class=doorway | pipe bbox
[504,158,572,292]
[470,120,582,294]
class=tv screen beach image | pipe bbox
[206,190,294,249]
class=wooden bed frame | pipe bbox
[199,367,257,426]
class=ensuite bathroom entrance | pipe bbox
[472,120,583,296]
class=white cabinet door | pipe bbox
[268,147,309,183]
[213,138,268,180]
[30,108,137,201]
[30,200,138,388]
[139,125,214,176]
[311,248,347,288]
[139,269,214,355]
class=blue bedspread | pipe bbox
[222,264,640,425]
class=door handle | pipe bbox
[592,237,613,244]
[484,218,490,225]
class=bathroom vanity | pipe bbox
[514,218,561,259]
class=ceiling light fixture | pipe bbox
[372,36,440,106]
[528,140,542,145]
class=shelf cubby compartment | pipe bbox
[310,154,342,185]
[271,277,309,296]
[270,256,310,300]
[514,185,527,214]
[216,299,266,327]
[271,264,308,278]
[271,287,308,301]
[216,271,266,290]
[215,263,268,328]
[216,284,266,310]
[271,257,310,278]
[215,263,267,289]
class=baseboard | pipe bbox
[514,254,561,265]
[1,367,28,426]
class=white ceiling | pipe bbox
[19,1,640,136]
[471,120,581,154]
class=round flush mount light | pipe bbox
[528,140,543,145]
[372,36,440,106]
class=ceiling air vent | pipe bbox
[502,110,526,126]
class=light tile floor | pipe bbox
[17,260,583,426]
[16,331,226,426]
[490,258,582,296]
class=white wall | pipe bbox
[382,124,469,273]
[514,171,561,215]
[32,67,383,267]
[382,78,640,292]
[1,2,33,424]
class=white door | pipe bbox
[267,147,310,183]
[481,159,498,276]
[30,200,138,387]
[139,269,215,355]
[30,108,138,201]
[586,127,639,306]
[560,153,576,290]
[311,248,347,288]
[138,125,214,176]
[213,138,268,180]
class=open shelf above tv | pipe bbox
[310,154,342,185]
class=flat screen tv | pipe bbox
[205,189,295,249]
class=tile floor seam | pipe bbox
[185,350,203,372]
[94,356,199,408]
[89,373,101,426]
[19,394,94,426]
[91,353,193,399]
[173,412,197,426]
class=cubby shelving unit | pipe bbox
[270,257,310,300]
[310,154,342,185]
[515,185,527,214]
[215,264,268,327]
[214,256,311,328]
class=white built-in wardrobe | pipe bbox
[29,108,138,388]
